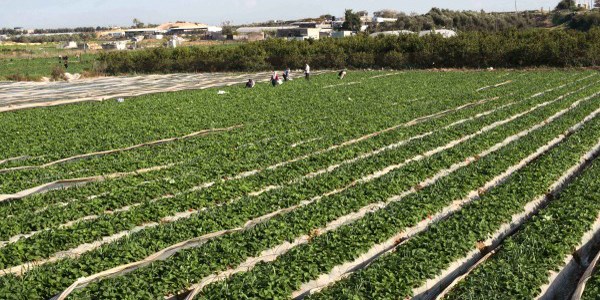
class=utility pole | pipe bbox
[515,0,519,13]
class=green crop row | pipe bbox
[0,71,516,195]
[0,70,512,217]
[0,73,583,299]
[0,71,499,168]
[0,73,587,273]
[0,71,568,221]
[0,71,582,242]
[0,81,542,269]
[308,98,600,300]
[583,266,600,300]
[67,81,600,299]
[445,150,600,299]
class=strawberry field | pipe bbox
[1,70,600,300]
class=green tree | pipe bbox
[342,9,362,31]
[595,0,600,8]
[555,0,576,11]
[132,18,145,28]
[221,21,236,36]
[374,9,400,18]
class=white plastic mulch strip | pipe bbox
[322,81,362,89]
[0,156,33,165]
[0,71,332,113]
[0,164,174,203]
[476,80,513,92]
[368,72,403,79]
[0,125,243,173]
[570,248,600,300]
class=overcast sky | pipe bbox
[2,0,562,29]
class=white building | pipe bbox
[276,28,321,40]
[332,31,354,38]
[372,17,398,23]
[419,29,457,38]
[167,35,185,48]
[237,26,296,34]
[102,41,128,50]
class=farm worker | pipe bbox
[304,64,311,80]
[283,68,290,81]
[246,79,255,88]
[338,69,347,80]
[271,71,280,87]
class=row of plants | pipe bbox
[307,99,600,300]
[186,85,600,300]
[0,70,549,229]
[66,85,600,299]
[582,263,600,300]
[0,70,499,167]
[3,71,582,222]
[444,153,600,299]
[96,29,600,74]
[0,73,585,299]
[0,71,507,193]
[0,71,575,242]
[0,77,557,269]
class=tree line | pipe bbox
[368,8,545,33]
[96,28,600,75]
[9,33,97,43]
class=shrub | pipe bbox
[51,65,67,81]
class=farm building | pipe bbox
[319,29,333,38]
[124,28,163,38]
[77,42,102,51]
[372,17,398,23]
[97,30,126,39]
[157,22,210,35]
[241,32,266,41]
[332,31,354,38]
[276,28,320,40]
[167,36,185,48]
[237,26,295,35]
[101,41,128,50]
[148,34,164,40]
